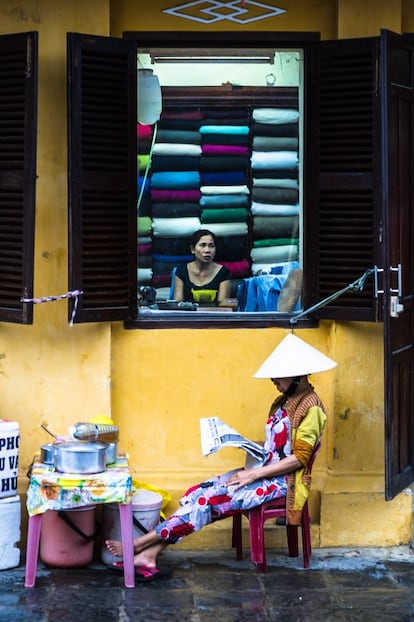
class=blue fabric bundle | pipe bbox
[200,171,247,186]
[199,125,250,135]
[199,194,249,208]
[150,171,201,190]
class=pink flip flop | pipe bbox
[135,565,172,582]
[111,561,125,570]
[109,561,172,582]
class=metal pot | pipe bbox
[105,442,118,465]
[40,443,57,465]
[54,441,108,474]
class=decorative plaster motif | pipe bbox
[163,1,287,24]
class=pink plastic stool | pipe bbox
[25,502,135,588]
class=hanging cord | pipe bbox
[137,122,158,214]
[20,290,84,326]
[289,267,376,325]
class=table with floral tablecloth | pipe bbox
[27,453,132,516]
[25,453,135,588]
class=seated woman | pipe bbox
[173,229,231,305]
[105,334,336,582]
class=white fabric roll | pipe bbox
[200,185,250,195]
[152,217,201,237]
[252,178,299,189]
[152,143,202,156]
[251,202,300,217]
[250,245,298,263]
[137,268,153,283]
[251,151,298,170]
[206,222,248,236]
[252,108,299,124]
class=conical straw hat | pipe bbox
[254,333,337,378]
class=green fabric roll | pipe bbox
[137,216,152,236]
[201,208,249,223]
[253,238,299,247]
[137,154,150,171]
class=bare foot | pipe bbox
[133,552,156,568]
[105,539,123,557]
[105,531,163,560]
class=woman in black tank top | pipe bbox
[173,229,231,304]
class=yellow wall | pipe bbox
[0,0,112,482]
[110,0,338,39]
[0,0,412,550]
[112,324,337,484]
[108,0,413,548]
[338,0,403,37]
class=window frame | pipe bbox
[129,31,319,329]
[68,30,380,328]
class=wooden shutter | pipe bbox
[381,30,414,499]
[305,38,380,320]
[67,33,137,323]
[0,32,37,324]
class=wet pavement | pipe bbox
[1,546,414,621]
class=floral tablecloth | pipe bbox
[26,453,132,516]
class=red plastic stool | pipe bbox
[232,438,321,572]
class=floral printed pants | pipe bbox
[155,469,288,544]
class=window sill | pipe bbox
[125,309,319,329]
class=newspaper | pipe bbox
[200,416,269,463]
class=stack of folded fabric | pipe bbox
[199,108,251,293]
[137,124,155,286]
[137,101,302,303]
[150,109,203,295]
[250,108,300,275]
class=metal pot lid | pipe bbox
[56,441,109,452]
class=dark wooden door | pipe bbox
[381,30,414,499]
[307,31,414,498]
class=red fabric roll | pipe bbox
[137,124,153,141]
[202,144,249,156]
[150,189,201,202]
[138,243,152,255]
[218,259,250,278]
[151,273,173,288]
[161,110,203,120]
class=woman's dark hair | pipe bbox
[190,229,217,248]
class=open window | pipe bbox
[68,31,380,326]
[137,46,303,317]
[0,32,38,324]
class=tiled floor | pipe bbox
[1,547,414,621]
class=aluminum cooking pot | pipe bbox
[40,443,57,465]
[105,442,118,465]
[54,441,108,474]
